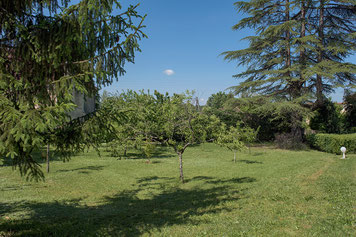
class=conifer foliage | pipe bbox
[0,0,146,179]
[223,0,355,101]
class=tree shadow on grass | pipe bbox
[237,159,263,164]
[56,165,105,174]
[189,176,257,185]
[0,176,254,236]
[115,146,175,160]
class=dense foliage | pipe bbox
[0,0,146,179]
[343,90,356,132]
[101,90,224,183]
[215,122,257,162]
[223,0,356,102]
[306,133,356,154]
[309,97,343,134]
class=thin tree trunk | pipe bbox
[234,151,236,163]
[46,144,50,173]
[178,152,184,183]
[300,0,306,93]
[285,0,291,70]
[316,0,325,104]
[285,0,293,97]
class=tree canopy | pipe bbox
[223,0,355,102]
[0,0,146,179]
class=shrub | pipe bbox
[306,133,356,154]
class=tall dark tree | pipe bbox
[223,0,355,102]
[0,0,146,179]
[343,90,356,131]
[309,0,356,104]
[223,0,303,100]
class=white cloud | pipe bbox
[163,69,175,76]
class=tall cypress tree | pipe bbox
[0,0,146,179]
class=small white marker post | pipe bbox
[340,147,346,159]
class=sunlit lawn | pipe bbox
[0,143,355,236]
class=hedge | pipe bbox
[306,133,356,154]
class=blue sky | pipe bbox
[101,0,353,103]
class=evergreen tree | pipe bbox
[309,0,356,104]
[223,0,303,100]
[0,0,146,179]
[223,0,355,102]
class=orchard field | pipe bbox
[1,143,355,236]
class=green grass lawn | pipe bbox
[0,143,355,236]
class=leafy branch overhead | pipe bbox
[0,0,146,179]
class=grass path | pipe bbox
[0,143,355,236]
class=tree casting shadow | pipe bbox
[0,176,255,236]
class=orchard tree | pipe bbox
[238,122,259,154]
[216,122,258,162]
[101,90,168,161]
[216,124,246,163]
[0,0,146,179]
[162,92,222,183]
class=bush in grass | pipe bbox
[306,133,356,154]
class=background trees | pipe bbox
[0,0,146,179]
[343,90,356,132]
[100,91,224,183]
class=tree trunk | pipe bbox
[124,145,127,157]
[299,0,306,94]
[285,0,297,98]
[46,144,50,173]
[291,114,304,143]
[285,0,291,70]
[234,151,236,163]
[178,152,184,183]
[316,0,325,104]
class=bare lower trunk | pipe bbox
[299,0,306,94]
[291,114,304,143]
[316,1,325,104]
[234,151,236,163]
[46,144,50,173]
[178,152,184,183]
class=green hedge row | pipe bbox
[306,133,356,154]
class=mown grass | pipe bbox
[0,143,355,236]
